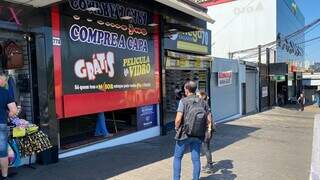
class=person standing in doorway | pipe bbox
[0,72,18,179]
[297,92,306,111]
[175,85,181,108]
[198,91,216,173]
[173,81,212,180]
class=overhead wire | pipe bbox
[230,17,320,59]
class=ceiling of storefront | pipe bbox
[4,0,62,7]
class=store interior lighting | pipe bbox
[86,7,100,12]
[168,28,178,32]
[148,23,159,27]
[120,16,133,20]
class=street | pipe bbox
[10,105,317,180]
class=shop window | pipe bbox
[0,30,34,123]
[59,108,137,150]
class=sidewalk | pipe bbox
[11,106,318,180]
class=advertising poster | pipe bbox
[137,105,157,130]
[61,0,155,94]
[57,0,160,117]
[218,71,232,87]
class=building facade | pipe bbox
[201,0,305,64]
[0,0,213,162]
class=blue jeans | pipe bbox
[173,137,202,180]
[0,124,8,158]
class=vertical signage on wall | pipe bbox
[137,105,157,130]
[218,71,232,87]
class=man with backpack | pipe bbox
[173,81,212,180]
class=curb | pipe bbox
[310,114,320,180]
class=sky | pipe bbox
[295,0,320,62]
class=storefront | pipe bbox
[0,0,214,161]
[210,58,242,122]
[54,0,163,157]
[0,1,56,164]
[269,63,289,106]
[162,29,211,133]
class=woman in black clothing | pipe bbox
[198,91,215,172]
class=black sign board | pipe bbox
[60,0,157,94]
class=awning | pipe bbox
[154,0,215,24]
[4,0,61,7]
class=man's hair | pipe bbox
[184,80,197,93]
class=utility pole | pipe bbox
[266,48,270,107]
[258,45,262,112]
[258,45,262,64]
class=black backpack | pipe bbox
[182,96,207,137]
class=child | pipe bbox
[198,91,215,173]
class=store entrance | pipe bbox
[0,29,39,125]
[276,81,288,106]
[163,69,208,129]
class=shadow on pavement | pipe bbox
[211,123,260,152]
[12,124,259,180]
[201,160,237,180]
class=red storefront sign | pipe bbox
[199,0,235,7]
[218,71,232,87]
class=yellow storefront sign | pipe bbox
[177,41,208,54]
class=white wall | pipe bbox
[207,0,305,63]
[207,0,277,62]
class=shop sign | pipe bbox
[164,30,211,55]
[262,86,268,97]
[218,71,232,87]
[52,37,61,46]
[137,105,157,130]
[61,0,156,94]
[194,0,234,6]
[0,4,23,25]
[166,57,210,69]
[271,75,285,81]
[233,1,263,15]
[277,33,304,57]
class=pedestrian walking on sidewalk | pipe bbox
[173,81,212,180]
[0,73,18,180]
[298,92,306,111]
[198,91,216,173]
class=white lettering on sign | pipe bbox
[218,71,232,87]
[53,37,61,46]
[68,0,148,26]
[74,52,115,81]
[69,24,148,53]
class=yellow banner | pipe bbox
[177,41,208,54]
